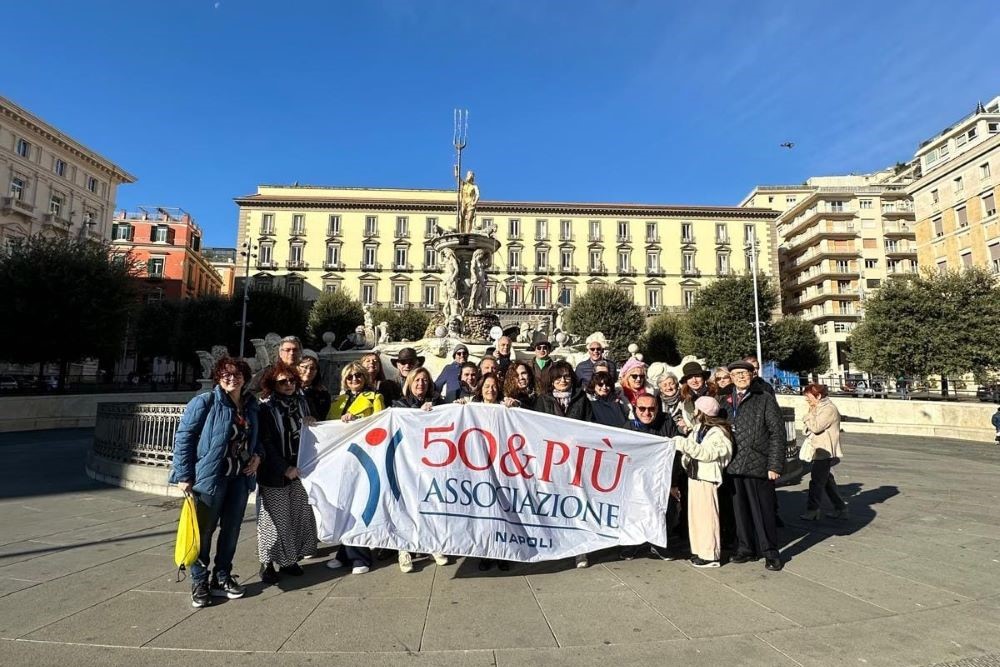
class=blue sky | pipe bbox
[5,0,999,246]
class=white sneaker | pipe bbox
[575,554,589,569]
[325,559,345,570]
[398,551,413,573]
[351,565,370,575]
[433,553,449,566]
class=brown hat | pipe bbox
[726,360,755,373]
[391,347,424,368]
[680,361,710,383]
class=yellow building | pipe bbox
[907,96,1000,273]
[742,167,918,373]
[1,94,135,244]
[233,185,778,323]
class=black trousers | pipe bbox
[807,458,845,511]
[732,476,780,560]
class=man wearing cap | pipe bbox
[435,344,471,399]
[531,340,552,381]
[723,360,786,571]
[575,332,618,385]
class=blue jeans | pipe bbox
[190,476,250,584]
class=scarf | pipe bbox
[272,393,302,460]
[552,389,572,413]
[622,385,647,407]
[661,391,681,417]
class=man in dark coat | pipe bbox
[722,360,785,571]
[434,344,470,398]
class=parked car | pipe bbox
[0,375,19,390]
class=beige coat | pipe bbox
[675,425,733,485]
[803,398,843,460]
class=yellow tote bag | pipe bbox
[174,494,200,580]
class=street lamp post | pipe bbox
[239,238,258,358]
[746,231,764,370]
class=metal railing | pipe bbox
[92,402,187,468]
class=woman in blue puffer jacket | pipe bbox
[170,357,262,609]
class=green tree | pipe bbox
[638,312,687,365]
[0,236,138,383]
[770,317,828,374]
[563,286,645,361]
[370,305,430,343]
[134,300,181,360]
[232,289,307,352]
[850,268,1000,392]
[174,296,230,366]
[679,274,778,367]
[308,290,365,347]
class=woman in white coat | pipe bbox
[674,396,733,568]
[800,384,847,520]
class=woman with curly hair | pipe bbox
[256,362,318,585]
[502,361,539,409]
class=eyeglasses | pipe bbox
[730,371,751,378]
[636,406,656,413]
[219,372,241,381]
[346,373,365,381]
[629,374,646,381]
[454,351,468,357]
[276,378,295,386]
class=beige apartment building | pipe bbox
[907,96,1000,273]
[1,95,135,244]
[233,185,778,322]
[743,167,918,373]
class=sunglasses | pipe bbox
[596,381,611,387]
[455,351,468,357]
[536,346,550,350]
[629,374,646,380]
[636,406,656,413]
[346,373,365,381]
[554,374,573,381]
[716,375,730,381]
[588,347,603,352]
[276,378,295,386]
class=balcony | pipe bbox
[422,263,441,272]
[286,260,309,270]
[559,232,574,242]
[395,228,410,239]
[589,263,608,276]
[783,203,857,238]
[882,222,913,236]
[884,243,916,257]
[681,268,701,278]
[645,235,660,245]
[588,234,603,243]
[647,267,665,277]
[508,231,523,241]
[290,226,306,236]
[617,266,637,276]
[362,227,378,239]
[393,263,414,272]
[42,212,72,230]
[881,202,914,216]
[534,232,549,242]
[715,235,730,246]
[323,261,346,271]
[559,265,580,275]
[1,196,34,216]
[680,236,696,245]
[256,261,277,270]
[616,235,632,244]
[327,227,343,238]
[359,262,383,271]
[508,264,528,275]
[534,265,555,275]
[259,226,275,237]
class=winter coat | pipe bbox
[575,357,619,386]
[303,385,331,422]
[327,391,385,421]
[376,378,402,405]
[992,410,1000,432]
[803,398,843,461]
[434,362,463,398]
[676,425,733,485]
[723,386,785,478]
[533,389,594,422]
[170,385,261,496]
[750,376,776,396]
[393,394,444,409]
[257,393,310,488]
[589,393,629,428]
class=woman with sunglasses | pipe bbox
[534,360,593,422]
[712,367,734,398]
[297,351,331,421]
[502,361,540,409]
[256,362,318,585]
[618,357,650,420]
[361,351,400,405]
[325,362,386,574]
[587,370,628,427]
[392,366,448,572]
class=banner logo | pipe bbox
[346,427,403,525]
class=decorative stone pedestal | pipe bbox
[431,232,501,339]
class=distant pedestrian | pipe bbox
[799,384,848,520]
[743,355,775,396]
[992,407,1000,446]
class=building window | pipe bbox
[981,162,992,179]
[859,199,872,209]
[990,122,1000,134]
[866,278,881,289]
[560,219,572,241]
[838,301,854,315]
[931,189,939,205]
[954,176,964,194]
[286,278,303,301]
[961,252,973,268]
[683,289,695,309]
[936,260,947,274]
[956,206,968,228]
[590,250,602,271]
[989,243,1000,273]
[829,200,845,213]
[560,249,573,270]
[395,246,408,270]
[837,280,851,294]
[863,238,877,250]
[324,282,339,294]
[328,215,342,236]
[785,196,796,206]
[887,259,900,273]
[683,252,696,273]
[647,288,661,310]
[364,216,378,236]
[393,284,408,307]
[423,285,437,307]
[361,284,376,305]
[261,213,275,235]
[715,223,728,243]
[535,249,548,270]
[508,218,521,239]
[49,195,63,217]
[326,243,340,267]
[508,283,523,306]
[9,176,25,200]
[147,257,165,278]
[258,243,273,267]
[112,223,133,241]
[15,138,30,158]
[87,176,98,193]
[744,224,756,242]
[153,225,169,243]
[395,216,409,237]
[533,284,549,307]
[424,246,437,269]
[424,217,439,237]
[535,219,548,240]
[864,259,878,269]
[885,239,899,253]
[681,222,693,242]
[291,214,305,235]
[983,192,997,218]
[54,159,66,177]
[617,250,630,272]
[589,220,601,242]
[717,253,729,275]
[363,244,377,268]
[558,286,572,306]
[933,216,944,237]
[508,248,521,270]
[645,222,658,243]
[647,251,659,272]
[289,243,304,266]
[617,221,630,242]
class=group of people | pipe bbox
[171,333,847,608]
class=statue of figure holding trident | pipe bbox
[453,109,480,233]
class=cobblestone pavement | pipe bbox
[0,428,998,666]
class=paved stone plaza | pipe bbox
[0,428,998,667]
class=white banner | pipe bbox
[298,404,674,562]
